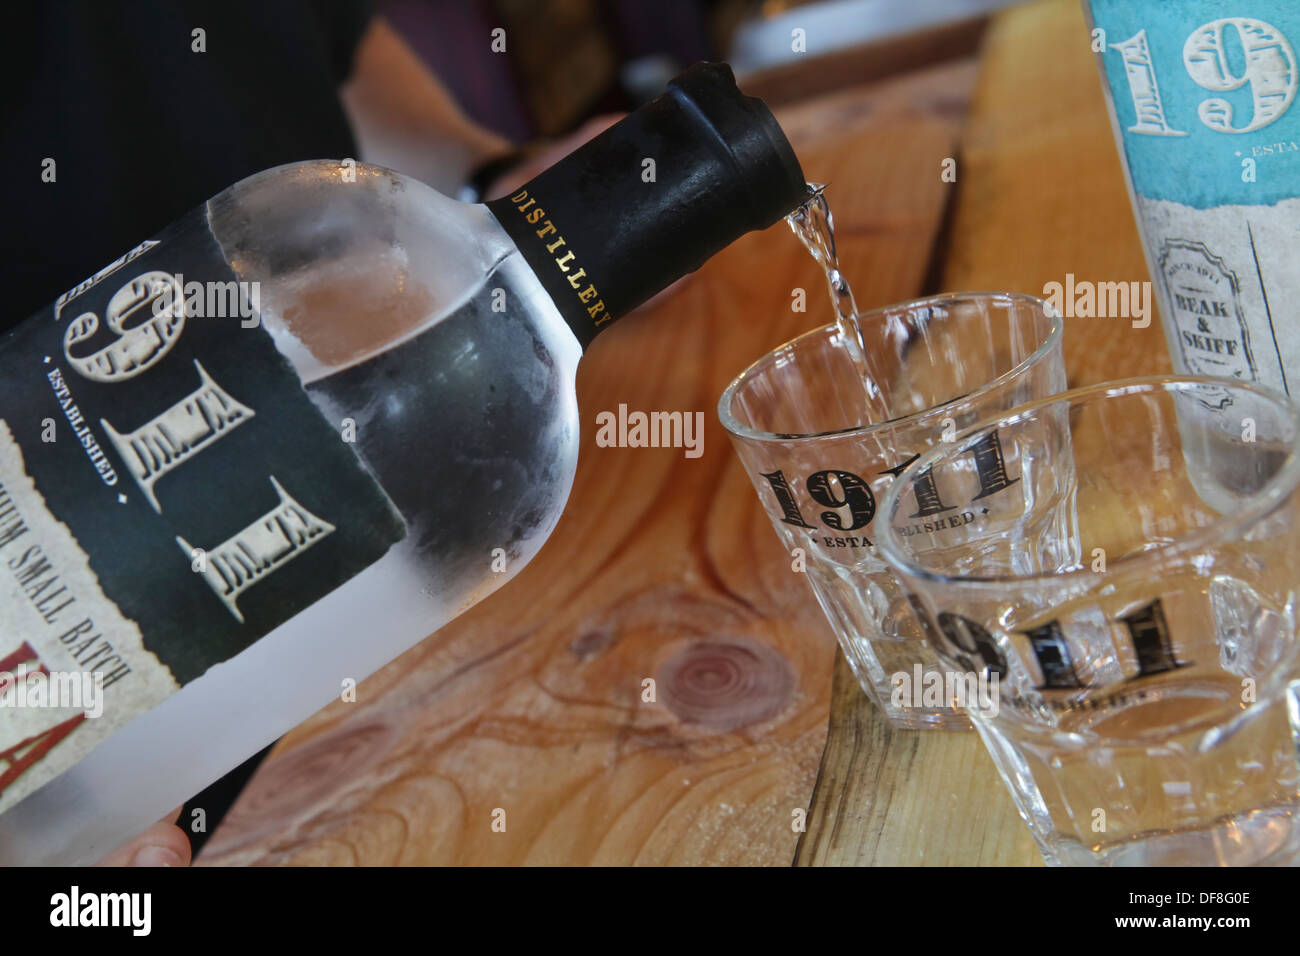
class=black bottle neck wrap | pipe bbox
[486,62,807,349]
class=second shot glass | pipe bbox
[876,377,1300,864]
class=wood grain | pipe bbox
[196,61,978,866]
[794,0,1173,867]
[941,0,1170,385]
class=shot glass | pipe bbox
[718,293,1065,728]
[876,376,1300,866]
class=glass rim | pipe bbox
[716,291,1064,445]
[874,375,1300,590]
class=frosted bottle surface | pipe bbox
[216,162,584,615]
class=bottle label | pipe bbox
[0,209,406,815]
[1087,1,1300,399]
[487,188,612,348]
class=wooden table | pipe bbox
[198,0,1165,867]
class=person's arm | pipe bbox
[340,16,514,196]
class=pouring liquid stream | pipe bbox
[787,184,894,424]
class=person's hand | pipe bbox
[94,807,192,867]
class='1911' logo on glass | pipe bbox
[758,430,1018,546]
[917,596,1184,698]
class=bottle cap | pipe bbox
[667,62,808,233]
[487,61,808,347]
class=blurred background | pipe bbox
[389,0,1018,137]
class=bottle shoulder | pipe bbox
[208,160,513,280]
[205,160,580,382]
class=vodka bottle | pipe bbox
[0,63,806,864]
[1085,1,1300,404]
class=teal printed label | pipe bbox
[1089,1,1300,208]
[1088,1,1299,398]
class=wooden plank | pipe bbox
[739,16,989,108]
[942,0,1168,385]
[195,60,977,867]
[794,0,1169,867]
[794,650,1036,866]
